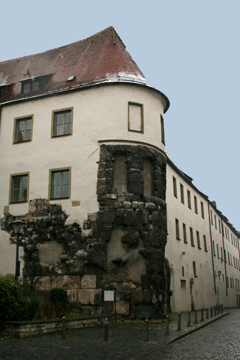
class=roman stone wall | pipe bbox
[1,144,170,319]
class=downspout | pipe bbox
[208,203,216,295]
[221,219,228,297]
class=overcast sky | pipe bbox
[1,1,239,230]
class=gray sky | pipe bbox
[1,0,239,230]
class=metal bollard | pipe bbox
[210,307,213,317]
[165,315,169,335]
[61,316,66,340]
[103,318,108,341]
[201,308,204,321]
[206,308,209,319]
[187,311,191,327]
[177,312,181,331]
[195,310,197,324]
[145,319,149,342]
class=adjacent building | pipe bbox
[0,27,239,317]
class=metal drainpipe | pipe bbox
[208,203,216,294]
[221,218,228,297]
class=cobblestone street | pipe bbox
[138,309,240,360]
[0,310,238,360]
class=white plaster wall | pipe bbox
[0,83,166,274]
[166,164,215,312]
[220,219,240,308]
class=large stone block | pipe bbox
[116,301,129,315]
[68,290,78,302]
[33,276,52,291]
[89,289,101,305]
[81,275,97,289]
[39,241,63,265]
[78,289,90,304]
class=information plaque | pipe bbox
[104,290,115,302]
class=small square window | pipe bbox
[181,280,186,289]
[52,108,73,137]
[14,116,33,143]
[10,173,29,203]
[50,168,71,199]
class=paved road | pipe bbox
[0,310,238,360]
[139,309,240,360]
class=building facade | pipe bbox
[0,27,239,317]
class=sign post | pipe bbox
[103,290,116,327]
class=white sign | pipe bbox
[104,290,115,302]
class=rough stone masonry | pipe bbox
[2,145,171,319]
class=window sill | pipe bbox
[13,140,31,144]
[51,133,72,138]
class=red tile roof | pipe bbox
[0,26,169,111]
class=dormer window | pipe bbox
[22,80,40,94]
[20,74,52,95]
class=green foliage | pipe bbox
[0,274,39,321]
[49,288,67,305]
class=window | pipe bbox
[173,176,177,198]
[49,168,70,199]
[196,231,201,249]
[180,183,184,204]
[160,115,165,144]
[182,266,185,276]
[113,155,127,195]
[203,235,208,252]
[52,108,73,137]
[210,211,213,225]
[10,173,29,203]
[181,280,186,289]
[219,220,221,233]
[22,80,40,94]
[214,215,217,229]
[190,227,194,246]
[187,190,191,209]
[213,241,216,256]
[14,116,33,143]
[128,102,143,133]
[220,247,223,261]
[194,196,198,214]
[201,201,205,219]
[217,244,220,259]
[183,223,187,243]
[175,218,180,240]
[193,261,197,277]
